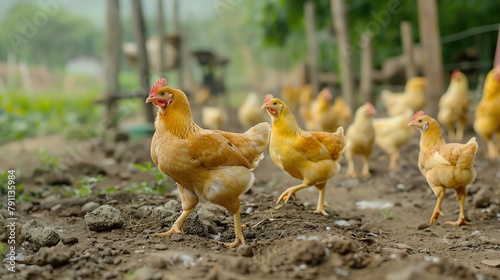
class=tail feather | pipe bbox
[455,137,478,169]
[243,122,271,169]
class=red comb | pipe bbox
[263,94,273,105]
[149,77,167,96]
[321,87,332,98]
[411,111,424,121]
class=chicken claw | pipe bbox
[445,219,469,226]
[276,184,309,205]
[154,226,184,237]
[224,237,245,248]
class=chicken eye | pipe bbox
[418,120,422,123]
[160,92,165,96]
[273,102,277,105]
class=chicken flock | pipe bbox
[146,66,500,247]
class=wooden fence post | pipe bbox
[417,0,444,118]
[132,0,155,123]
[400,21,416,79]
[360,33,374,103]
[104,0,121,129]
[157,0,166,75]
[331,0,355,111]
[494,25,500,66]
[304,1,319,95]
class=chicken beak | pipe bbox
[261,103,270,110]
[145,95,156,103]
[407,121,414,127]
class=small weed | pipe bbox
[134,162,171,192]
[36,148,59,173]
[71,175,106,197]
[380,207,400,221]
[0,242,4,256]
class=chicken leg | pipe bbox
[430,186,445,225]
[446,186,469,226]
[446,125,456,141]
[361,155,370,177]
[314,183,329,216]
[224,209,245,248]
[154,208,194,236]
[486,139,498,159]
[155,183,198,237]
[455,123,465,142]
[345,150,357,177]
[388,150,400,170]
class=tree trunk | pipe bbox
[330,0,355,111]
[417,0,444,118]
[132,0,155,123]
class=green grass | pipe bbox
[0,73,147,144]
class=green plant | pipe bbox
[36,148,59,173]
[134,162,170,188]
[0,241,4,256]
[71,175,106,197]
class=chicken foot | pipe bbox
[276,183,311,205]
[154,208,194,236]
[430,187,445,225]
[224,209,245,248]
[445,186,469,226]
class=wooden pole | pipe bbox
[157,0,166,75]
[304,1,319,95]
[494,25,500,66]
[104,0,121,129]
[173,0,184,89]
[400,21,416,79]
[359,33,374,104]
[417,0,444,118]
[331,0,355,111]
[132,0,155,123]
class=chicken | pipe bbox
[473,66,500,159]
[345,103,376,177]
[201,106,227,130]
[373,109,413,170]
[194,85,211,107]
[298,84,314,124]
[238,92,267,129]
[262,94,346,216]
[382,77,427,116]
[438,70,469,141]
[408,111,477,226]
[282,85,301,110]
[146,77,270,247]
[304,88,351,132]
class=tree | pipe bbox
[0,2,103,68]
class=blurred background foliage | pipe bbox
[0,0,498,144]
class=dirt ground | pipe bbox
[1,108,499,280]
